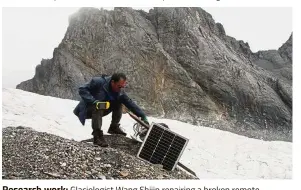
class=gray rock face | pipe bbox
[16,7,292,141]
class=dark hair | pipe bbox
[111,72,127,82]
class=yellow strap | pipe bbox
[96,102,100,110]
[105,101,110,109]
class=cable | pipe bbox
[133,122,143,136]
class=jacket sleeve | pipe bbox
[78,78,100,104]
[120,93,146,118]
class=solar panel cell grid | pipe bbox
[137,123,189,171]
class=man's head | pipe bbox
[110,73,127,92]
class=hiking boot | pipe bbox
[108,124,127,136]
[93,131,108,147]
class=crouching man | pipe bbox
[73,73,149,147]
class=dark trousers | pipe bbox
[87,101,123,136]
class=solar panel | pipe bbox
[137,123,189,171]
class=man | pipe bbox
[73,73,149,147]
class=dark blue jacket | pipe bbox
[73,76,146,125]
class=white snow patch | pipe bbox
[2,88,292,179]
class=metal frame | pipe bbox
[137,122,189,171]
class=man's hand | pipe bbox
[141,116,149,125]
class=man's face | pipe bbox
[111,79,127,92]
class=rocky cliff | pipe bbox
[17,7,292,141]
